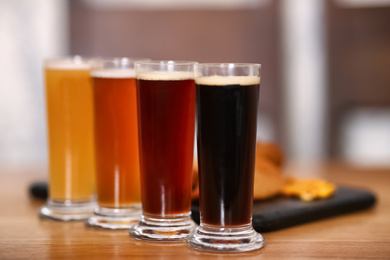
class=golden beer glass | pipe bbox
[40,56,97,221]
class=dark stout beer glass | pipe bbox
[129,61,197,241]
[188,63,264,252]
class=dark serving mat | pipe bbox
[191,186,376,232]
[30,182,376,232]
[29,182,48,199]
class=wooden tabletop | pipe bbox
[0,163,389,259]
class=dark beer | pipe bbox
[137,72,196,216]
[196,76,260,226]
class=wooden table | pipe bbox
[0,163,389,259]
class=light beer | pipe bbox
[45,59,95,202]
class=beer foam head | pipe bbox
[196,75,260,86]
[137,71,195,81]
[45,58,91,70]
[91,69,135,78]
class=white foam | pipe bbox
[196,75,260,86]
[137,71,195,81]
[91,69,136,78]
[45,60,91,70]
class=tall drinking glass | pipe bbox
[129,61,197,241]
[40,56,97,221]
[87,58,147,229]
[188,63,264,252]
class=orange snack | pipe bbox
[282,177,336,201]
[253,157,284,199]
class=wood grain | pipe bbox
[0,163,389,259]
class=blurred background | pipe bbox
[0,0,389,167]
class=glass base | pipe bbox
[188,223,264,253]
[40,198,96,222]
[129,212,197,242]
[86,204,141,230]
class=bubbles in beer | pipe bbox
[137,71,195,81]
[91,69,136,78]
[195,75,260,86]
[45,58,91,70]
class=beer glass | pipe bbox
[188,63,264,252]
[40,56,97,221]
[129,61,197,241]
[87,58,147,229]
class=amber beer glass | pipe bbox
[188,63,264,252]
[87,58,146,229]
[40,57,97,221]
[129,61,197,241]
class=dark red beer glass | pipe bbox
[129,61,197,242]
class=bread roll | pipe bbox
[256,142,284,167]
[253,157,284,199]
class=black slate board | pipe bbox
[191,186,376,233]
[30,183,376,232]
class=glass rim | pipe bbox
[44,55,98,63]
[44,56,103,70]
[135,60,198,66]
[197,63,261,68]
[100,57,150,64]
[93,57,151,71]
